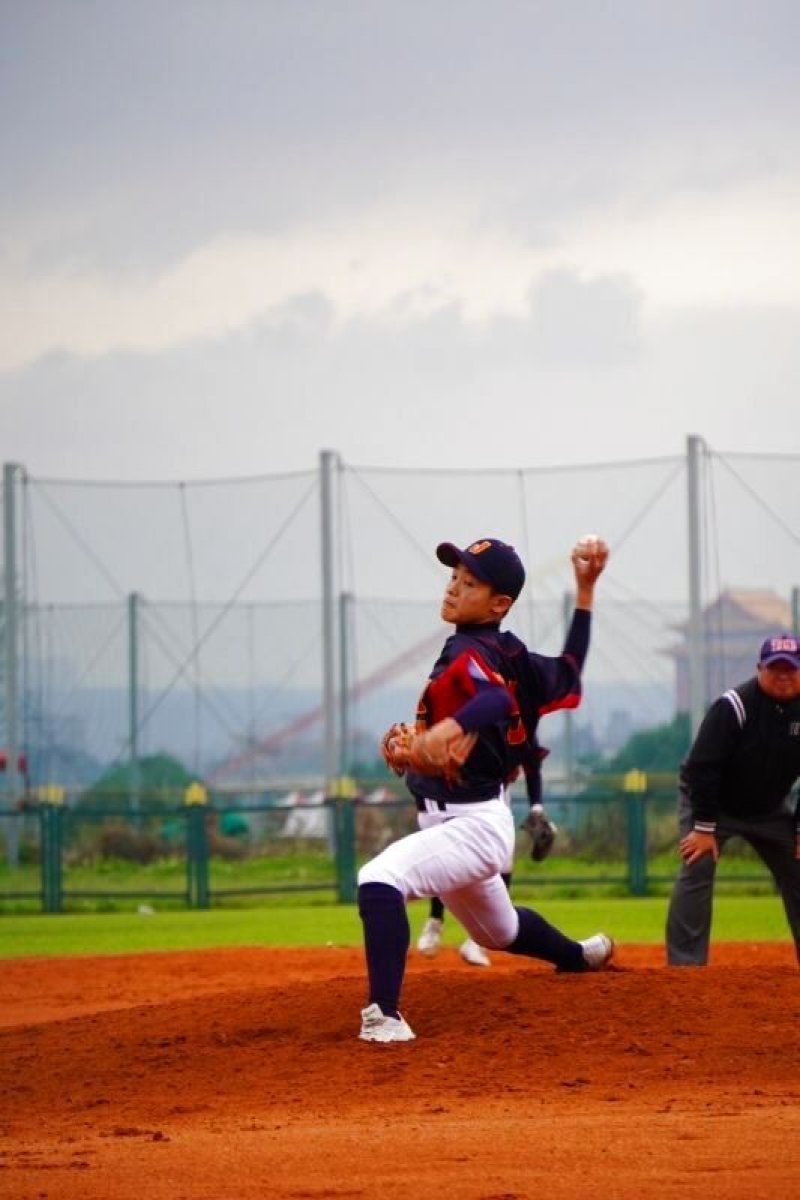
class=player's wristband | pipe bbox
[693,821,716,834]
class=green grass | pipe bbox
[0,851,336,895]
[0,892,793,960]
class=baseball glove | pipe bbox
[380,718,477,781]
[381,722,416,776]
[520,803,557,861]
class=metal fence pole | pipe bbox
[686,434,706,738]
[128,592,142,820]
[3,462,22,868]
[320,450,339,794]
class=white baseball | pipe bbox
[576,534,600,561]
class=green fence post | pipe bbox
[331,777,357,904]
[53,798,64,912]
[38,786,65,913]
[38,803,50,913]
[184,782,210,910]
[624,769,648,897]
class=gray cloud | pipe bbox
[3,1,799,272]
[1,0,798,484]
[2,291,797,481]
[525,269,644,366]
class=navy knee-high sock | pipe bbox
[358,882,410,1017]
[506,906,585,971]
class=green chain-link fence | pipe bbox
[0,778,780,914]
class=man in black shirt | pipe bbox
[666,635,800,965]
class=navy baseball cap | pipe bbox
[436,538,526,600]
[759,635,800,669]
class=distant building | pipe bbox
[666,589,796,712]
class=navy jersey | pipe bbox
[405,610,589,803]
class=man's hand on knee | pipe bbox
[679,829,719,865]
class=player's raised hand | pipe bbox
[571,534,609,585]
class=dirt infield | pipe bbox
[1,941,799,1199]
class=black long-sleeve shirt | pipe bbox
[681,676,800,831]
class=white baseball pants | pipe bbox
[357,796,519,949]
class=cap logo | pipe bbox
[468,540,493,555]
[767,637,798,654]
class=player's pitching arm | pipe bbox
[571,534,609,605]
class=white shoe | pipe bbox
[417,916,443,957]
[358,1002,416,1043]
[579,933,615,970]
[459,938,491,967]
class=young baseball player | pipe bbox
[357,535,614,1042]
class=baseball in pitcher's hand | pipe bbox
[571,536,609,585]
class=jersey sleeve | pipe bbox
[562,607,591,672]
[522,751,549,806]
[452,678,514,733]
[681,696,743,830]
[529,609,590,716]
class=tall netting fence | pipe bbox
[1,446,798,908]
[337,450,799,773]
[18,469,324,783]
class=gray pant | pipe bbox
[665,792,800,965]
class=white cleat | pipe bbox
[358,1002,416,1043]
[416,916,444,957]
[459,938,492,967]
[579,933,615,970]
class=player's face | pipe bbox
[440,563,511,626]
[757,660,800,703]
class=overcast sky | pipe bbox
[1,0,799,479]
